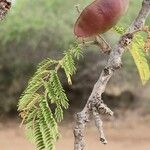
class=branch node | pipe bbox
[95,101,114,117]
[104,67,111,76]
[119,33,133,47]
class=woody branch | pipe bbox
[73,0,150,150]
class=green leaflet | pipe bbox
[59,45,83,85]
[34,120,45,150]
[55,105,63,122]
[18,43,83,150]
[38,108,56,150]
[71,44,83,60]
[49,70,69,109]
[18,58,57,110]
[60,51,76,85]
[39,97,59,141]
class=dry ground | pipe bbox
[0,116,150,150]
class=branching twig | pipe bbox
[73,0,150,150]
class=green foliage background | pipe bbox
[0,0,149,114]
[1,0,150,47]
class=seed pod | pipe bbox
[74,0,129,38]
[0,0,11,20]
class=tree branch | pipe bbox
[73,0,150,150]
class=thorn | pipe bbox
[75,4,81,14]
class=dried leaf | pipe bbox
[144,32,150,53]
[0,0,11,20]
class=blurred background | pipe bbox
[0,0,150,150]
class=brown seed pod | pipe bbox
[74,0,129,38]
[0,0,11,20]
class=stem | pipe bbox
[73,0,150,150]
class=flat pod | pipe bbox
[74,0,128,38]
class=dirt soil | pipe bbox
[0,117,150,150]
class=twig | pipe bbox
[92,107,107,144]
[73,0,150,150]
[96,35,111,53]
[75,4,81,14]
